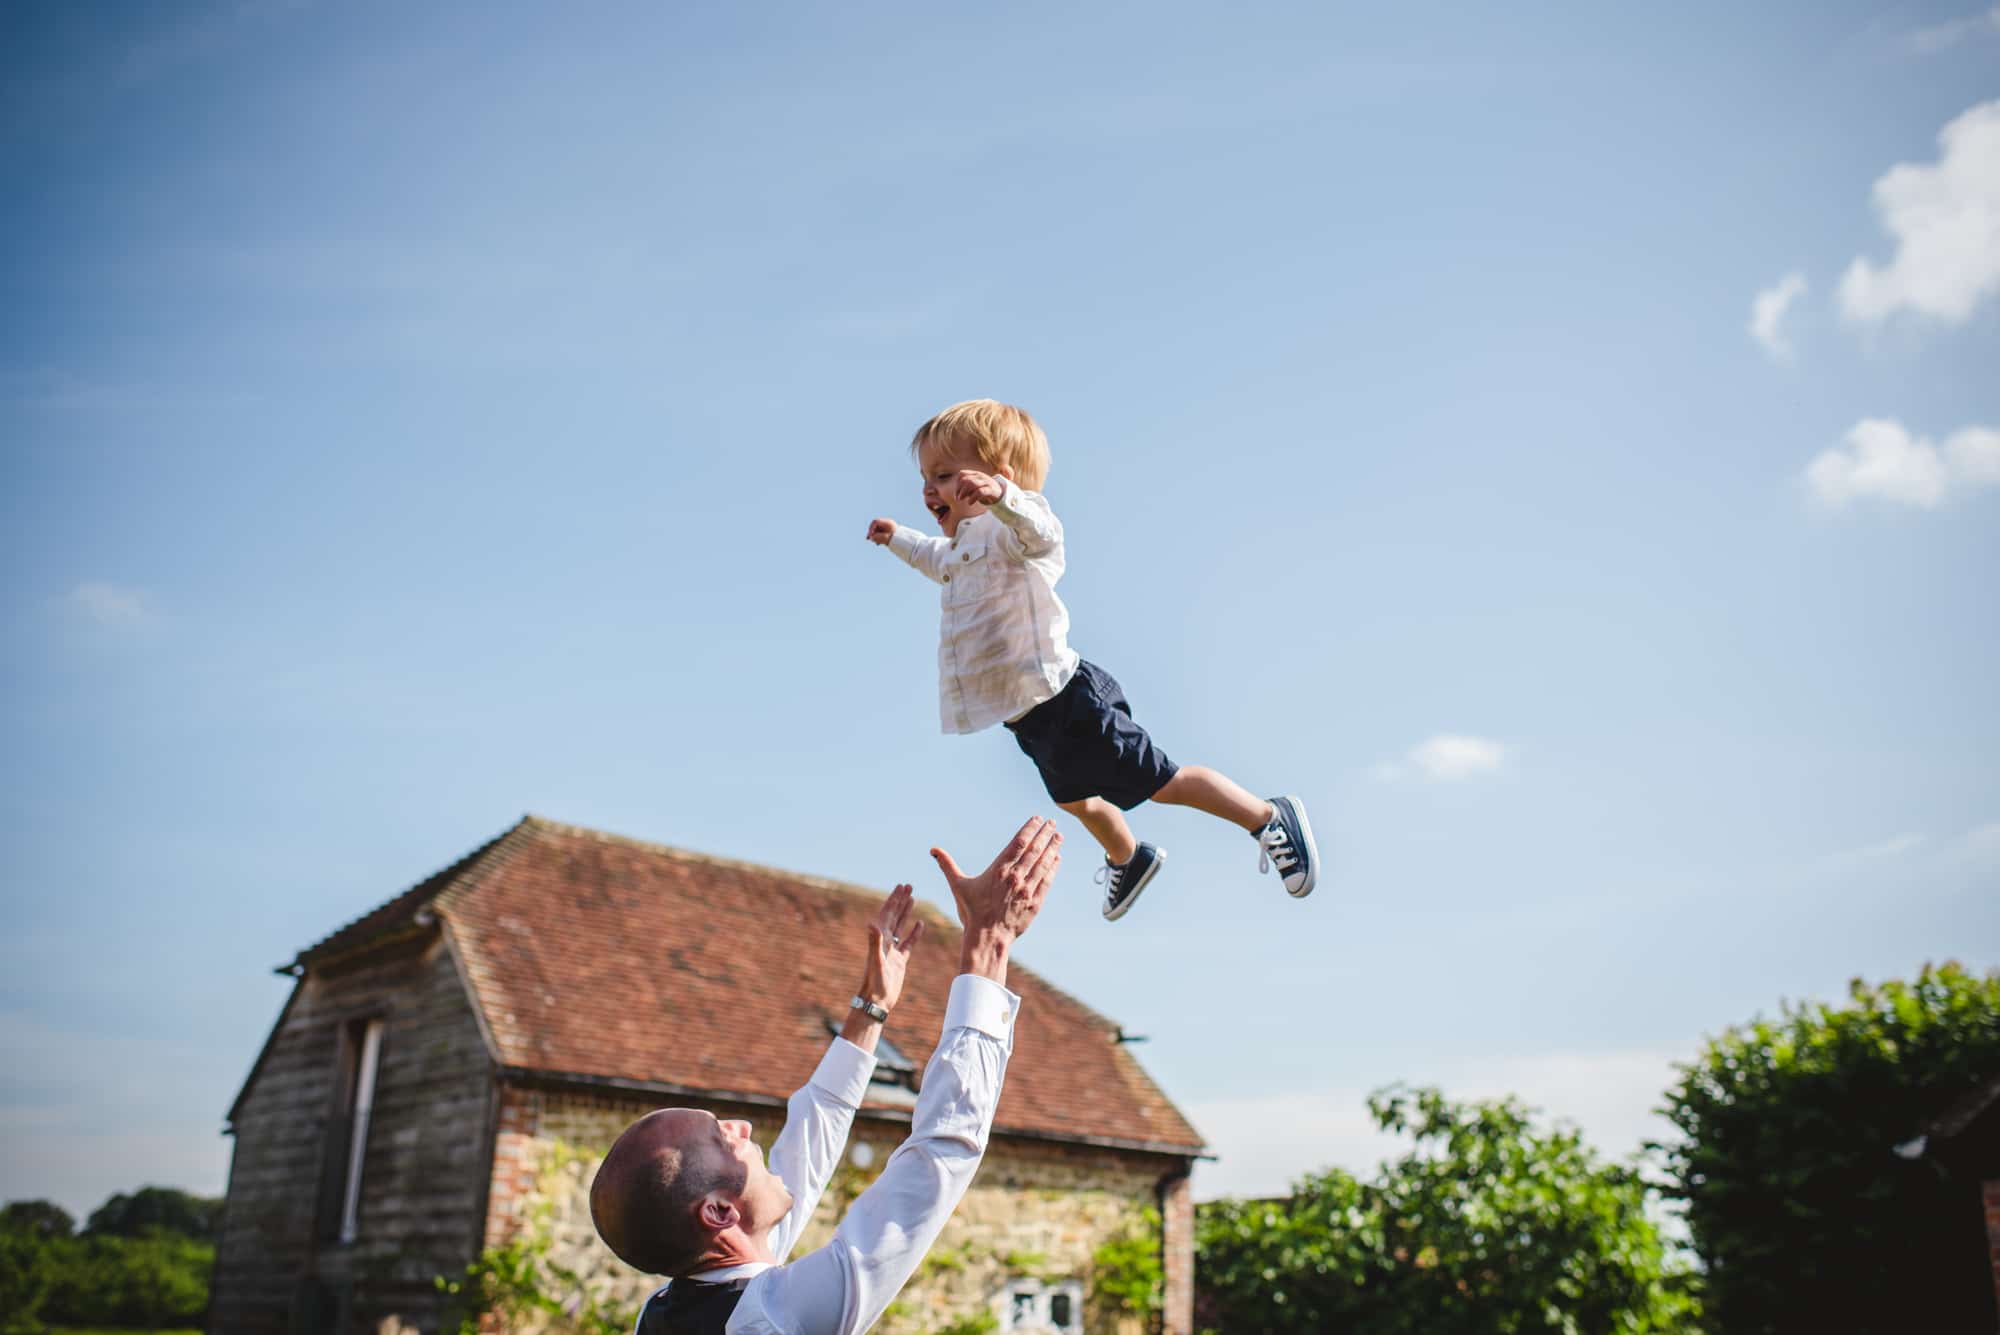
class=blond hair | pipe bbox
[910,399,1051,492]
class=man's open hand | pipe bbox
[859,883,924,1014]
[930,817,1060,983]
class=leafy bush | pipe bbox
[1197,1086,1697,1334]
[437,1222,637,1334]
[1658,961,2000,1333]
[1089,1207,1163,1321]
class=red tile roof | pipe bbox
[298,816,1205,1157]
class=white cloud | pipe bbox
[1190,1046,1685,1200]
[66,581,150,625]
[1961,820,2000,859]
[1908,6,2000,54]
[1838,100,2000,325]
[1397,734,1506,781]
[1804,418,2000,509]
[1847,832,1927,860]
[1748,272,1808,361]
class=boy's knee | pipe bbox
[1057,797,1101,816]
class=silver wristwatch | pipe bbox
[850,995,889,1023]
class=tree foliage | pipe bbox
[1196,1086,1696,1334]
[1657,961,2000,1334]
[85,1184,223,1241]
[0,1199,75,1239]
[1,1190,216,1330]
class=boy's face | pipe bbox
[918,439,997,539]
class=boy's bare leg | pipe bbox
[1149,765,1273,834]
[1057,797,1139,865]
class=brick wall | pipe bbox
[1157,1168,1192,1335]
[1985,1178,2000,1323]
[487,1086,1192,1335]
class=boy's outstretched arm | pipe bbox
[866,517,950,583]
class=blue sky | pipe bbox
[3,1,1997,1217]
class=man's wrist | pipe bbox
[958,927,1014,983]
[849,995,889,1023]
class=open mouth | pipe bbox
[930,503,952,524]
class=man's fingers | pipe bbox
[1015,819,1059,876]
[901,919,926,953]
[1027,836,1062,888]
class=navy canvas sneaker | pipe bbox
[1256,796,1319,898]
[1097,842,1165,921]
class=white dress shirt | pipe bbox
[886,480,1081,735]
[639,974,1022,1335]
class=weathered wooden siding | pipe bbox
[210,929,495,1334]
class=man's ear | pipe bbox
[698,1194,741,1234]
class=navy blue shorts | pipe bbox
[1006,660,1178,811]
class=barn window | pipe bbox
[1001,1279,1082,1332]
[315,1016,385,1243]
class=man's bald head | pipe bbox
[590,1108,749,1277]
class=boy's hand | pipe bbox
[954,471,1005,507]
[866,518,897,545]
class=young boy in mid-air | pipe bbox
[865,398,1319,921]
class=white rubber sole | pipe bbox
[1102,847,1165,921]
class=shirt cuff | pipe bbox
[887,525,926,559]
[986,477,1028,522]
[809,1036,878,1107]
[944,974,1021,1045]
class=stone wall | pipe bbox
[487,1085,1187,1334]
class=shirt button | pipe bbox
[961,552,971,562]
[942,573,951,583]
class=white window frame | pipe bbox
[1000,1278,1083,1333]
[337,1018,384,1244]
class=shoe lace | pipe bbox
[1259,824,1298,876]
[1095,861,1126,896]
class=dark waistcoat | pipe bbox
[636,1276,751,1335]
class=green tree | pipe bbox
[1657,961,2000,1334]
[0,1199,76,1238]
[1197,1086,1697,1334]
[84,1185,223,1241]
[0,1230,53,1334]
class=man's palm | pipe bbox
[930,816,1061,940]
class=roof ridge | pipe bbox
[518,814,914,908]
[293,815,536,965]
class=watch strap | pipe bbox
[850,995,889,1023]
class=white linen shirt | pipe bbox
[638,974,1022,1335]
[886,479,1081,734]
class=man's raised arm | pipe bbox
[761,887,925,1265]
[737,817,1062,1335]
